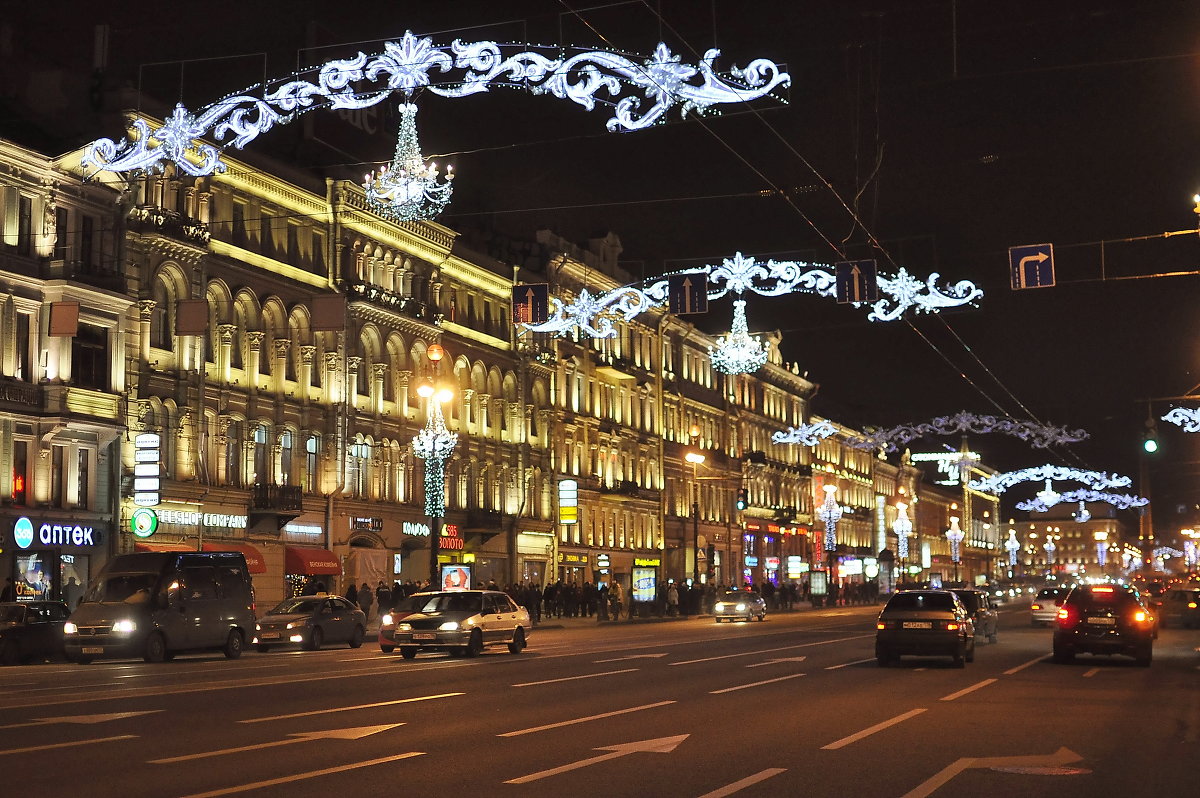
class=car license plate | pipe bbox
[82,646,104,655]
[902,621,932,629]
[260,632,281,639]
[413,633,436,640]
[1088,617,1116,625]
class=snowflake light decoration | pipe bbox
[817,484,843,553]
[708,300,769,375]
[1162,407,1200,432]
[411,399,458,517]
[969,466,1131,495]
[893,502,913,560]
[843,412,1088,453]
[1005,530,1020,566]
[772,420,837,446]
[1015,488,1148,513]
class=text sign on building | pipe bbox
[512,283,549,325]
[402,521,431,537]
[441,523,465,551]
[668,273,709,315]
[13,516,102,548]
[633,557,661,567]
[1008,243,1055,289]
[351,517,383,533]
[133,433,161,507]
[157,509,247,529]
[558,479,578,525]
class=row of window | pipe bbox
[10,439,93,509]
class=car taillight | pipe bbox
[877,622,887,630]
[1133,610,1148,623]
[1031,603,1042,610]
[946,622,960,631]
[1188,602,1198,609]
[1057,606,1078,627]
[1057,607,1069,620]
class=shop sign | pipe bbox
[133,433,161,507]
[596,554,611,568]
[284,522,322,536]
[744,556,759,567]
[765,556,780,570]
[633,557,660,567]
[745,522,762,532]
[839,558,864,578]
[558,479,578,525]
[130,508,159,538]
[402,521,431,537]
[13,516,102,548]
[440,523,464,551]
[557,552,588,565]
[158,509,247,529]
[351,517,383,532]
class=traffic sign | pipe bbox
[1008,243,1055,289]
[512,283,549,325]
[835,260,879,304]
[667,273,708,315]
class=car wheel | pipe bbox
[1052,640,1075,664]
[348,625,364,649]
[0,640,20,666]
[222,629,244,659]
[875,647,890,667]
[305,627,323,651]
[1135,644,1152,667]
[758,613,766,622]
[715,617,722,623]
[143,632,167,663]
[399,647,417,660]
[464,629,483,658]
[508,627,526,654]
[380,644,395,654]
[256,644,271,653]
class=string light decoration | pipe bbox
[945,516,965,564]
[519,253,983,340]
[1162,407,1200,432]
[893,502,913,561]
[969,466,1132,495]
[817,484,843,552]
[840,411,1087,453]
[84,31,790,178]
[1073,501,1091,523]
[412,388,458,517]
[1005,530,1020,567]
[362,103,453,222]
[772,420,837,446]
[708,299,769,375]
[1095,532,1109,568]
[1014,488,1148,513]
[1043,536,1057,564]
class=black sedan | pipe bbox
[252,596,367,651]
[875,590,976,667]
[0,601,70,665]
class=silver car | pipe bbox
[253,595,366,651]
[1031,587,1069,627]
[713,590,767,623]
[390,590,529,659]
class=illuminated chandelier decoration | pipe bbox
[84,31,790,181]
[816,484,843,552]
[839,412,1087,453]
[1014,489,1147,513]
[708,299,769,375]
[968,465,1131,495]
[1043,537,1056,561]
[1184,540,1197,569]
[411,398,458,517]
[363,102,453,222]
[1096,534,1109,568]
[1073,501,1091,523]
[893,502,913,560]
[1005,530,1020,566]
[519,252,983,341]
[773,419,837,446]
[945,516,965,563]
[1162,407,1200,432]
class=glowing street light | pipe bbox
[893,501,913,577]
[945,516,965,584]
[412,367,457,587]
[686,440,706,586]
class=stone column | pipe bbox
[323,351,341,405]
[138,299,156,364]
[272,338,290,395]
[215,415,232,485]
[245,331,264,392]
[461,388,476,432]
[346,356,362,408]
[176,409,194,481]
[371,362,388,416]
[396,369,412,420]
[217,323,237,385]
[298,345,316,402]
[477,393,492,436]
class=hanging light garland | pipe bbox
[411,393,458,517]
[945,516,965,563]
[1005,530,1020,567]
[1015,488,1148,513]
[363,102,454,223]
[772,420,837,446]
[969,465,1131,495]
[708,299,769,375]
[839,412,1088,453]
[893,502,913,560]
[1162,407,1200,432]
[817,484,843,553]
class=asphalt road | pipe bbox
[1,602,1197,798]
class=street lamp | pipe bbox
[1043,534,1058,574]
[817,484,843,600]
[1094,530,1109,574]
[945,516,965,584]
[1005,528,1020,575]
[412,376,457,588]
[893,501,912,585]
[685,450,706,585]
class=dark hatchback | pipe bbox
[1053,584,1154,666]
[875,590,975,667]
[0,601,70,665]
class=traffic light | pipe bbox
[736,488,748,511]
[1144,418,1159,453]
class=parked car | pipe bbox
[386,590,529,659]
[1053,583,1154,666]
[1159,587,1200,629]
[713,590,767,623]
[950,588,999,643]
[65,551,256,663]
[1031,586,1070,627]
[0,601,70,665]
[253,595,366,651]
[875,589,975,667]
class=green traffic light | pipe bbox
[1144,438,1159,453]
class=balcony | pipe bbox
[127,206,212,247]
[343,281,433,323]
[249,483,304,527]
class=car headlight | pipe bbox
[439,621,460,631]
[255,623,262,631]
[736,603,746,611]
[286,620,308,629]
[381,613,393,626]
[112,619,137,634]
[398,623,412,631]
[714,603,725,612]
[64,621,78,635]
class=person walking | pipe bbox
[666,581,679,617]
[358,582,373,621]
[375,581,392,615]
[609,580,625,621]
[345,582,359,606]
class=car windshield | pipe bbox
[0,605,25,623]
[393,596,424,614]
[268,597,324,615]
[415,593,483,614]
[886,592,955,611]
[1072,588,1135,607]
[83,573,159,603]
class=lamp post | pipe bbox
[1094,530,1109,575]
[412,359,456,588]
[817,484,843,602]
[1043,534,1058,575]
[946,516,965,584]
[893,501,912,586]
[685,450,706,586]
[1005,528,1020,577]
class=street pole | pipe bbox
[692,498,700,585]
[413,374,457,591]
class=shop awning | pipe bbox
[285,546,342,576]
[202,542,267,574]
[134,541,195,553]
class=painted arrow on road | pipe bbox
[746,656,807,668]
[505,734,689,784]
[149,724,403,764]
[593,653,669,663]
[901,747,1085,798]
[0,710,162,730]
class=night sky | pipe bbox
[7,1,1200,532]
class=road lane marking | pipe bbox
[0,710,160,730]
[180,751,424,797]
[151,724,402,763]
[513,668,639,687]
[1082,668,1100,678]
[498,701,676,737]
[940,678,997,702]
[899,747,1082,798]
[240,692,463,723]
[671,635,870,666]
[0,734,137,756]
[746,656,806,668]
[594,653,668,663]
[1003,655,1046,675]
[710,673,806,694]
[698,768,788,798]
[914,668,927,672]
[504,734,688,784]
[825,657,875,670]
[821,708,927,750]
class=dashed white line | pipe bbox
[697,768,788,797]
[821,708,927,750]
[825,657,876,670]
[671,635,870,666]
[497,701,675,737]
[1003,655,1047,675]
[240,693,463,724]
[710,673,806,694]
[513,668,638,687]
[940,678,997,702]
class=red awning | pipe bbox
[285,546,342,576]
[202,542,267,574]
[134,541,195,553]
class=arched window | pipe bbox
[150,278,171,349]
[279,430,293,485]
[304,434,320,493]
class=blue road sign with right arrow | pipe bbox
[668,273,709,315]
[835,260,879,304]
[1008,243,1055,289]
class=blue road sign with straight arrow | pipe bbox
[512,283,549,325]
[835,259,879,304]
[1008,243,1055,289]
[668,273,709,315]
